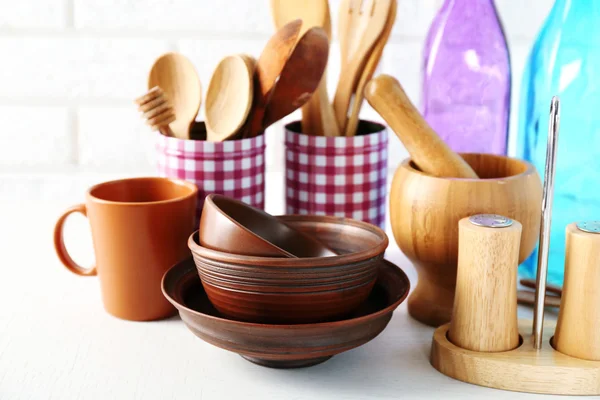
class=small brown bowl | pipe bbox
[162,257,410,368]
[188,215,389,323]
[199,194,337,257]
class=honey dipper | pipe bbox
[135,86,176,137]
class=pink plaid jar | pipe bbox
[285,121,388,229]
[156,123,265,222]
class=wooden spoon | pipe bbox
[135,86,175,137]
[260,26,329,134]
[148,52,202,140]
[365,74,479,178]
[345,0,396,137]
[244,19,303,138]
[270,0,339,137]
[334,0,393,134]
[205,55,254,142]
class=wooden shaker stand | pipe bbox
[430,98,600,395]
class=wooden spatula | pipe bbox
[135,86,175,137]
[334,0,392,134]
[365,75,479,179]
[345,0,396,137]
[270,0,339,137]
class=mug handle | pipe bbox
[53,204,97,276]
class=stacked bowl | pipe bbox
[189,194,389,323]
[162,194,410,368]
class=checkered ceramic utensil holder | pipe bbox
[284,121,388,229]
[156,122,266,223]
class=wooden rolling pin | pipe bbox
[365,75,478,179]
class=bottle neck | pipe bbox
[441,0,498,17]
[442,0,496,10]
[552,0,600,19]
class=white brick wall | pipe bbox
[0,0,553,203]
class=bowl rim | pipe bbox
[189,214,389,267]
[399,152,537,182]
[201,194,337,258]
[161,257,410,329]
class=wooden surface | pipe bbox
[389,153,542,327]
[345,0,396,137]
[245,19,302,138]
[205,55,254,142]
[148,52,202,140]
[135,86,175,137]
[554,223,600,361]
[334,0,392,133]
[0,191,568,399]
[448,218,521,352]
[432,321,600,395]
[270,0,338,137]
[365,75,478,178]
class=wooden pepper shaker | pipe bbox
[553,222,600,361]
[448,214,522,352]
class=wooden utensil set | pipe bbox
[136,0,396,141]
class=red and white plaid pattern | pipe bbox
[285,122,388,229]
[156,132,266,222]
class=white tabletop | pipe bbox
[0,192,565,400]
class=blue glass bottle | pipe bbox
[518,0,600,285]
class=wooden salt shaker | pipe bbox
[448,214,522,352]
[553,221,600,361]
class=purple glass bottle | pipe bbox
[422,0,511,155]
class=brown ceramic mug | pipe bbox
[54,177,197,321]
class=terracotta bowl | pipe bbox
[162,257,410,368]
[199,194,337,257]
[188,215,389,323]
[390,153,542,327]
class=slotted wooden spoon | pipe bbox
[334,0,392,134]
[135,86,175,137]
[270,0,339,137]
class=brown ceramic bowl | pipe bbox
[188,215,389,323]
[199,194,337,257]
[162,257,410,368]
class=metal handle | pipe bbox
[532,96,560,349]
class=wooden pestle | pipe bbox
[365,75,478,179]
[448,215,521,352]
[135,87,176,137]
[553,222,600,361]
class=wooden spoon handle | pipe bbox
[365,75,479,179]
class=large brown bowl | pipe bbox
[162,257,410,368]
[199,194,337,257]
[188,215,389,323]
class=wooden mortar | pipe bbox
[390,153,542,327]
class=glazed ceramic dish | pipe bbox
[188,215,389,323]
[162,257,410,368]
[199,194,337,257]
